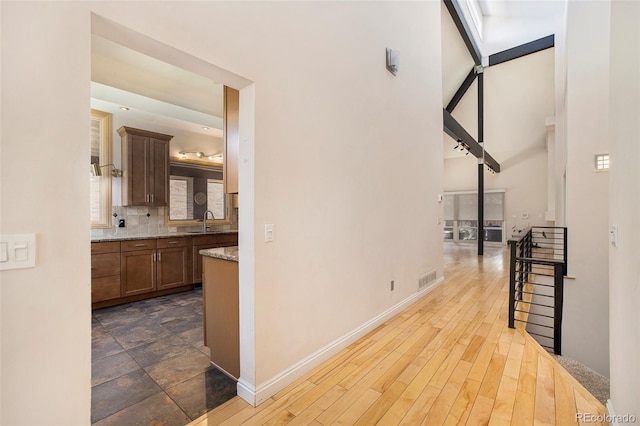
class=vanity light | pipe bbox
[90,163,122,177]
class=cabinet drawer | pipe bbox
[91,241,121,255]
[157,236,188,249]
[91,253,121,278]
[121,239,157,252]
[92,276,121,303]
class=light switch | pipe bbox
[15,242,28,261]
[610,225,618,247]
[0,234,36,270]
[0,242,8,262]
[265,224,274,242]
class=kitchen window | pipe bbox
[166,162,231,225]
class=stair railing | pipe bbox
[508,226,567,354]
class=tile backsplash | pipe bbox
[90,206,238,238]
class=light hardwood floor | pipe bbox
[190,244,607,425]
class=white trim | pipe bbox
[606,400,619,426]
[235,277,445,406]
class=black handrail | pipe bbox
[508,226,567,355]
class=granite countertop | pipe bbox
[200,246,239,262]
[91,230,238,243]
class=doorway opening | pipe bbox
[89,15,253,422]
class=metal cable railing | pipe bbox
[508,226,567,354]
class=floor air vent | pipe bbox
[418,271,437,290]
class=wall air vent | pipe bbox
[418,271,438,290]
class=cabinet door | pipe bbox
[119,127,173,207]
[223,86,239,194]
[157,246,188,290]
[121,249,156,296]
[128,134,150,205]
[192,244,208,284]
[149,138,169,205]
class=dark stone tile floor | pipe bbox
[91,287,237,425]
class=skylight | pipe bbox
[466,0,484,39]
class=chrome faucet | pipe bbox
[203,210,215,233]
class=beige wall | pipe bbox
[609,0,640,417]
[561,0,610,377]
[1,1,445,422]
[1,2,92,424]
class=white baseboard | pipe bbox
[606,400,618,426]
[236,277,444,406]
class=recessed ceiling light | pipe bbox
[202,126,210,130]
[120,106,130,111]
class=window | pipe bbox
[207,180,225,220]
[595,154,609,171]
[169,177,192,220]
[166,162,231,225]
[90,109,113,228]
[443,191,505,244]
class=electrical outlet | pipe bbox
[118,219,126,228]
[390,280,395,291]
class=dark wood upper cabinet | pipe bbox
[223,87,239,194]
[118,126,172,206]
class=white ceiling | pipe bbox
[91,35,224,139]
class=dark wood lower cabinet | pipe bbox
[192,233,238,283]
[91,241,121,303]
[157,246,189,290]
[121,249,156,297]
[91,233,237,309]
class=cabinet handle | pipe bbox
[158,253,161,262]
[151,194,154,203]
[168,241,178,245]
[152,253,156,262]
[135,243,146,247]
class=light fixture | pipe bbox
[119,106,130,111]
[178,151,223,162]
[386,48,399,76]
[90,163,122,177]
[202,126,210,130]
